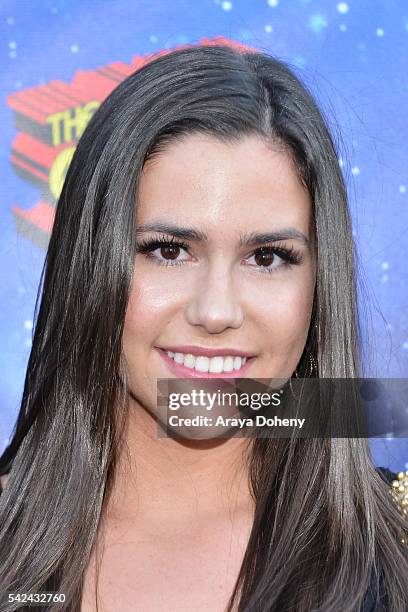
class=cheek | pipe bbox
[124,276,179,343]
[122,277,178,405]
[254,276,314,354]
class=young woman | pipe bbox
[0,44,407,611]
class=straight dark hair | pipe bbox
[0,44,407,611]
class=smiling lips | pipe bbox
[156,346,257,378]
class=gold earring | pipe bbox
[308,354,318,377]
[294,353,317,378]
[294,321,319,379]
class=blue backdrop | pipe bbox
[0,0,407,471]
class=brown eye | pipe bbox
[254,249,274,267]
[160,244,180,260]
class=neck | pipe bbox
[106,397,255,528]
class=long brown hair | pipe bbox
[0,44,407,611]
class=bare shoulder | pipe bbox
[0,474,9,490]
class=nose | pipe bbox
[184,260,245,334]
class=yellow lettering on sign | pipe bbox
[46,101,100,146]
[49,146,76,200]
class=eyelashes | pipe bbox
[135,233,304,275]
[136,234,191,266]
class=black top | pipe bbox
[0,467,400,610]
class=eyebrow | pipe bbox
[135,222,311,250]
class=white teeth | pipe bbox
[223,356,235,372]
[233,356,242,370]
[165,351,249,373]
[195,356,209,372]
[183,353,195,369]
[209,356,224,373]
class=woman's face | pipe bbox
[123,133,316,421]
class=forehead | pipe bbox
[137,134,312,234]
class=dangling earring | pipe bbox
[308,320,319,377]
[294,353,317,378]
[294,321,319,378]
[308,353,318,377]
